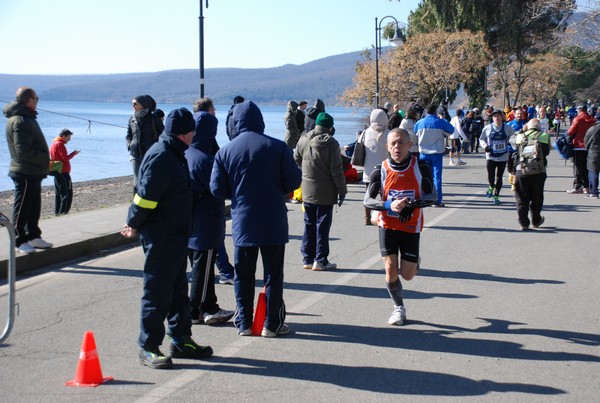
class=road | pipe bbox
[1,150,599,402]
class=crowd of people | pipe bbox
[4,85,599,370]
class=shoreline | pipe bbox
[0,175,134,220]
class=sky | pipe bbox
[0,0,420,75]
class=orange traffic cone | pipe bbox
[65,331,113,387]
[251,286,267,336]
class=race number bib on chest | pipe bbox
[386,189,416,217]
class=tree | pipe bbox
[341,30,490,108]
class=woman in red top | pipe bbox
[49,129,79,215]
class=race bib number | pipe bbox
[386,189,415,217]
[491,139,507,153]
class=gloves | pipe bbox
[398,199,416,223]
[338,194,345,207]
[484,146,491,153]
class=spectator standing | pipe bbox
[303,99,325,134]
[294,112,347,271]
[448,109,469,166]
[49,129,80,215]
[479,109,515,205]
[387,104,403,130]
[584,120,600,198]
[566,106,596,194]
[414,103,454,207]
[210,101,302,338]
[510,118,550,230]
[3,86,53,254]
[186,105,235,326]
[121,108,213,369]
[362,109,390,223]
[225,95,245,140]
[363,128,437,325]
[283,100,300,149]
[295,100,308,134]
[469,108,484,153]
[399,107,419,156]
[126,95,164,194]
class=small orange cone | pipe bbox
[65,331,113,387]
[251,286,267,336]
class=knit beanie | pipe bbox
[164,108,195,135]
[315,112,334,129]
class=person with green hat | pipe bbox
[294,112,347,271]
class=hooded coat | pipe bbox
[283,101,300,149]
[126,95,164,159]
[584,122,600,172]
[3,101,49,176]
[294,125,347,205]
[362,109,389,182]
[186,111,224,251]
[303,99,325,134]
[210,101,302,247]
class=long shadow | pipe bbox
[181,356,565,396]
[418,268,563,285]
[414,317,600,347]
[284,281,477,301]
[286,322,600,363]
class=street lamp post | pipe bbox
[375,16,405,109]
[199,0,209,98]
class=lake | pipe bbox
[0,101,369,191]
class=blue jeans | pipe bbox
[233,245,286,333]
[589,170,599,196]
[301,203,334,265]
[419,153,444,204]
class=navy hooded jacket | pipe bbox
[210,101,302,247]
[186,111,224,251]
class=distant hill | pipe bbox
[0,50,374,106]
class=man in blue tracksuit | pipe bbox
[414,103,455,207]
[210,101,302,338]
[122,108,213,369]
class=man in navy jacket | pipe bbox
[210,101,302,338]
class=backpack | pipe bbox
[518,131,545,176]
[554,135,573,160]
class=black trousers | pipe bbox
[572,149,589,190]
[486,160,507,196]
[188,248,220,317]
[514,172,546,228]
[9,172,43,246]
[53,172,73,215]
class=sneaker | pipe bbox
[203,309,234,325]
[448,160,457,166]
[493,195,500,205]
[261,324,291,338]
[238,328,252,336]
[219,277,234,285]
[191,315,203,325]
[532,216,545,229]
[486,186,493,198]
[139,347,173,369]
[566,188,583,194]
[388,305,407,326]
[303,264,313,270]
[169,337,213,359]
[457,159,467,165]
[583,188,589,194]
[29,238,53,249]
[16,242,37,254]
[585,193,600,199]
[312,260,337,271]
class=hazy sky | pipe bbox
[0,0,420,75]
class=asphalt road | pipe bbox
[1,149,599,402]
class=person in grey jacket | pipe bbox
[3,86,53,254]
[584,121,600,198]
[294,112,347,271]
[283,100,300,149]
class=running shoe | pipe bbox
[169,337,213,359]
[486,186,493,198]
[312,260,337,271]
[388,305,407,326]
[139,347,173,369]
[493,195,500,205]
[203,309,234,325]
[261,324,291,338]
